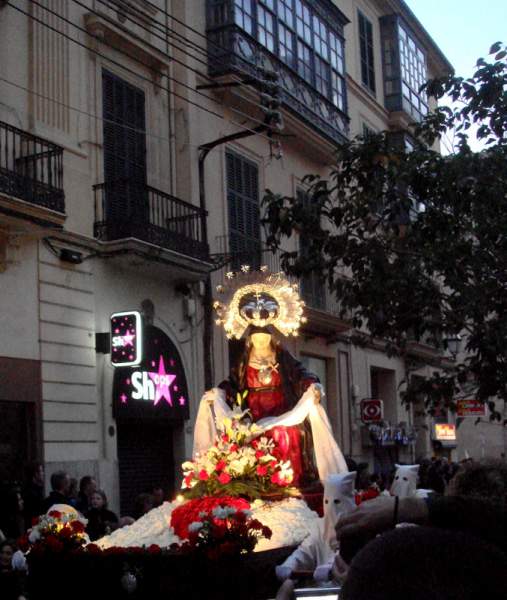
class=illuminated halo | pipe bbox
[214,266,307,339]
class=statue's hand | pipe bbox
[313,383,324,405]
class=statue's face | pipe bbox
[250,332,272,350]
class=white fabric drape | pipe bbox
[193,385,348,481]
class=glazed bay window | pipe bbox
[206,0,349,144]
[380,15,429,121]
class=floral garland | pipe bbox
[182,409,297,500]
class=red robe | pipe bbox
[246,365,304,487]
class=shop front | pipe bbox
[112,321,189,515]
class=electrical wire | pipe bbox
[70,0,277,131]
[10,1,277,142]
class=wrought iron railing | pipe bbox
[206,24,349,145]
[94,180,210,261]
[0,120,65,213]
[212,234,342,315]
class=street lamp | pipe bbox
[445,333,462,358]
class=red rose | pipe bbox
[70,520,85,533]
[251,439,259,449]
[269,461,278,470]
[229,444,238,453]
[221,434,229,443]
[255,450,265,460]
[45,535,64,553]
[48,510,62,519]
[271,472,280,485]
[184,473,194,487]
[198,469,209,481]
[148,544,161,554]
[218,472,231,484]
[17,534,30,552]
[215,459,226,472]
[248,519,263,530]
[256,465,268,476]
[31,517,40,527]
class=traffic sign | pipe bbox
[360,398,384,423]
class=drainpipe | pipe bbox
[198,121,273,389]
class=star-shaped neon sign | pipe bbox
[123,331,135,347]
[148,356,176,406]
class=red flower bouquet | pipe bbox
[23,509,89,556]
[175,501,272,560]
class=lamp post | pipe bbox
[445,334,462,358]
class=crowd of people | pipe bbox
[277,456,507,600]
[0,462,170,600]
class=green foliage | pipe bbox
[263,43,507,420]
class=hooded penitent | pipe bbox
[390,464,420,498]
[275,472,356,582]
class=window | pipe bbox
[277,0,293,26]
[358,11,375,93]
[313,15,328,59]
[315,56,329,96]
[228,0,348,114]
[257,4,275,52]
[295,0,312,44]
[279,24,295,68]
[226,151,261,269]
[234,0,253,35]
[398,23,428,117]
[329,32,344,74]
[297,40,312,83]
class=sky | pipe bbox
[404,0,507,152]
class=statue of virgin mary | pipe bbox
[194,268,347,490]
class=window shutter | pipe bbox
[298,189,325,310]
[226,151,261,269]
[102,70,147,222]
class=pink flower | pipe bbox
[215,459,226,472]
[256,465,268,476]
[218,472,231,484]
[198,469,209,481]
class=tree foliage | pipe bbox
[263,43,507,419]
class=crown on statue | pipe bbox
[214,265,307,339]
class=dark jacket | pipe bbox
[23,481,44,523]
[42,491,69,513]
[85,507,119,541]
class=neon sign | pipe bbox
[111,311,142,367]
[113,324,190,421]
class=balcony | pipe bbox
[94,180,210,263]
[206,19,349,145]
[0,120,65,224]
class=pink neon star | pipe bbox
[179,396,186,406]
[123,331,135,347]
[148,356,176,406]
[120,393,128,404]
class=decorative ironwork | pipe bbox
[207,25,349,144]
[0,120,65,213]
[94,180,210,262]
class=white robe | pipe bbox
[193,385,347,481]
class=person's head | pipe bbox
[341,527,507,600]
[446,458,507,503]
[151,486,164,507]
[0,539,16,570]
[90,490,108,510]
[133,493,154,518]
[68,477,78,499]
[50,471,70,494]
[79,476,97,498]
[390,464,419,497]
[26,461,44,486]
[323,472,356,550]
